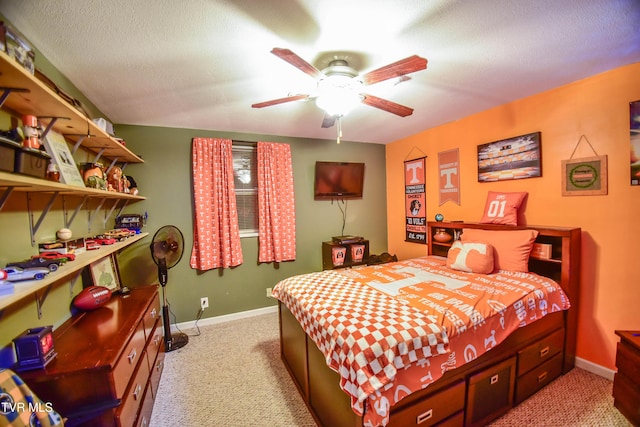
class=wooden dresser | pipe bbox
[21,286,164,427]
[613,330,640,426]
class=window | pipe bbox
[232,143,258,237]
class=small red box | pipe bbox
[531,243,552,260]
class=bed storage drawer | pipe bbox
[389,380,464,427]
[515,352,562,403]
[466,357,516,427]
[517,328,564,375]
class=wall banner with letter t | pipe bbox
[438,148,460,205]
[404,156,426,244]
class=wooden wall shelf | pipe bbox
[0,232,148,313]
[0,50,143,164]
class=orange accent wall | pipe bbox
[385,63,640,370]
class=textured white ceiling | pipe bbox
[1,0,639,144]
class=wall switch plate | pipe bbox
[266,288,272,298]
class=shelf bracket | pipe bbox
[92,148,106,165]
[67,271,82,298]
[104,199,128,228]
[37,116,71,141]
[0,86,30,109]
[34,284,53,319]
[64,133,96,156]
[62,194,89,228]
[87,197,107,233]
[27,192,60,246]
[0,186,15,211]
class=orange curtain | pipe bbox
[190,137,243,270]
[257,142,296,262]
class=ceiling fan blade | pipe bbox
[360,55,427,86]
[251,94,309,108]
[361,94,414,117]
[271,48,325,80]
[321,114,337,128]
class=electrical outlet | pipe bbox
[266,288,272,298]
[200,297,209,310]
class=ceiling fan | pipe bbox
[252,48,428,129]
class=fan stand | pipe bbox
[158,258,188,352]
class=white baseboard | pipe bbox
[171,305,278,332]
[575,356,616,381]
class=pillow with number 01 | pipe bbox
[480,191,528,226]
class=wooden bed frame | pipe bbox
[278,222,581,427]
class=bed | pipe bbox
[273,222,580,427]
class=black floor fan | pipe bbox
[150,225,188,352]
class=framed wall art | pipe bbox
[42,130,86,187]
[562,155,608,196]
[84,254,121,291]
[477,132,541,182]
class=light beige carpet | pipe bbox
[150,312,632,427]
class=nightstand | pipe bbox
[613,330,640,426]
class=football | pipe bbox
[73,286,112,311]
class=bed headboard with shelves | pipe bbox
[427,221,581,371]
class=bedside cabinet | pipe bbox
[613,330,640,426]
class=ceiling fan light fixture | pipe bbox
[315,75,363,117]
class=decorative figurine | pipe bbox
[107,166,123,192]
[435,213,444,222]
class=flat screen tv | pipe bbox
[314,161,365,200]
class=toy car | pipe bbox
[85,239,101,250]
[7,257,61,272]
[36,251,76,262]
[103,228,135,241]
[93,236,117,245]
[3,266,50,281]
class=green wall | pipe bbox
[115,125,388,323]
[0,11,388,362]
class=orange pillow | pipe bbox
[446,240,494,274]
[460,228,538,272]
[480,191,528,226]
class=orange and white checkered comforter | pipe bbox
[272,256,570,427]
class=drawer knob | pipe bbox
[416,409,433,424]
[539,346,550,357]
[128,348,137,364]
[133,383,142,400]
[490,374,499,385]
[150,308,157,319]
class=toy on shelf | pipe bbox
[21,114,41,149]
[6,257,62,272]
[2,266,49,282]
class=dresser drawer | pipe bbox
[615,342,640,381]
[149,350,165,399]
[389,380,464,427]
[515,352,562,404]
[112,319,147,398]
[517,328,564,376]
[116,350,151,427]
[146,323,163,373]
[142,295,161,341]
[466,357,516,427]
[613,373,640,426]
[135,382,155,427]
